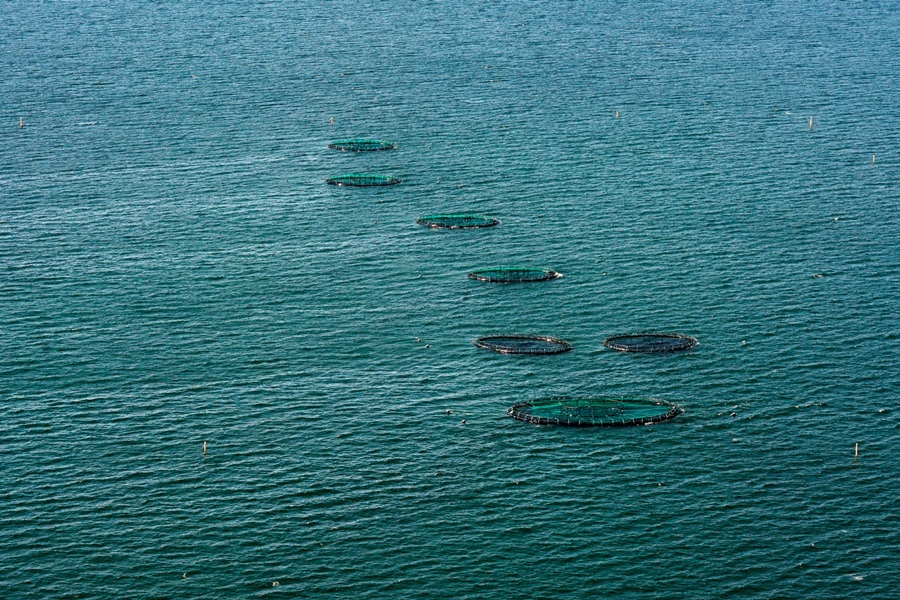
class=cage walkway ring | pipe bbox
[508,397,683,427]
[417,214,500,229]
[604,332,698,353]
[475,334,572,355]
[468,267,561,283]
[328,139,397,152]
[326,174,401,187]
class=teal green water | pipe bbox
[2,1,898,597]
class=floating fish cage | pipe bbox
[326,174,401,187]
[328,139,397,152]
[417,214,500,229]
[508,397,682,427]
[475,334,571,355]
[467,267,561,283]
[604,332,699,353]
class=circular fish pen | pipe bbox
[475,334,571,355]
[604,332,699,353]
[508,397,682,427]
[326,174,401,187]
[467,267,561,283]
[328,139,397,152]
[417,214,499,229]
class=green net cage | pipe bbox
[468,267,561,283]
[326,174,401,187]
[475,334,571,355]
[417,214,500,229]
[508,397,682,427]
[328,139,397,152]
[604,332,699,353]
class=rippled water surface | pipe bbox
[2,1,898,597]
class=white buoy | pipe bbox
[19,117,24,128]
[203,441,207,454]
[329,116,334,125]
[615,110,619,119]
[855,442,858,457]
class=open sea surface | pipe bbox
[2,1,898,597]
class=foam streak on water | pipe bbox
[1,1,898,597]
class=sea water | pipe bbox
[2,1,898,597]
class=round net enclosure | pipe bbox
[508,397,682,427]
[604,332,699,353]
[326,174,401,187]
[475,334,571,355]
[417,214,499,229]
[468,267,561,283]
[328,139,397,152]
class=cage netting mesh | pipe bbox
[475,335,571,355]
[508,397,682,427]
[328,139,397,152]
[417,214,499,229]
[326,174,401,187]
[468,267,561,283]
[604,332,699,353]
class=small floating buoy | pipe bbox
[203,441,207,454]
[19,117,24,128]
[615,110,619,119]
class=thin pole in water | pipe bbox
[19,117,23,128]
[203,441,207,454]
[855,442,858,458]
[615,110,619,119]
[809,117,813,130]
[872,155,876,164]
